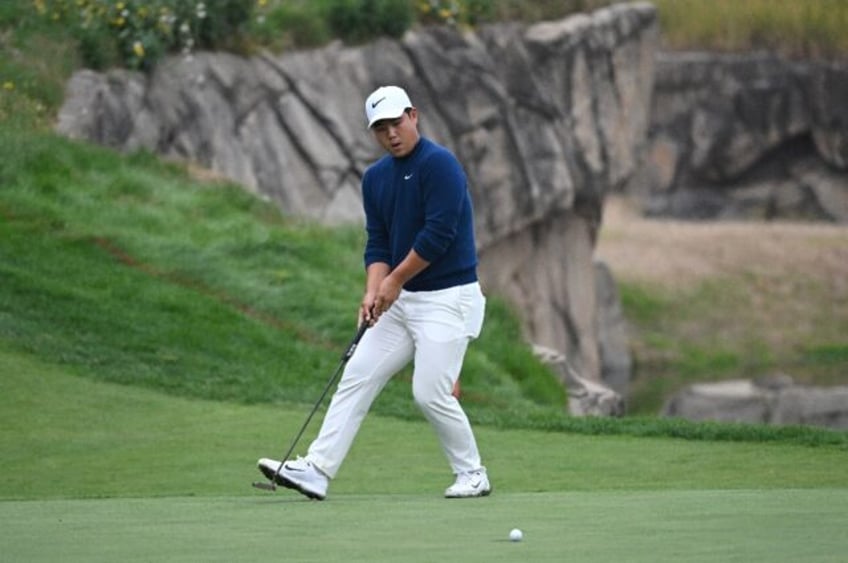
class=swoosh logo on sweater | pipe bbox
[404,173,413,180]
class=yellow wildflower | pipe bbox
[3,81,15,91]
[133,41,145,58]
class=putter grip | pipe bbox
[342,323,369,361]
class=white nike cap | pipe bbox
[365,85,412,128]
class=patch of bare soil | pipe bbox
[596,197,848,299]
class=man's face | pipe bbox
[371,108,420,158]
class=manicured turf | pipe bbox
[3,347,847,501]
[2,347,848,561]
[2,490,847,562]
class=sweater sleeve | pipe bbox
[362,168,392,267]
[412,149,466,263]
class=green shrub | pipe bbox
[323,0,413,44]
[34,0,263,70]
[250,2,330,51]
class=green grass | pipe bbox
[0,126,565,422]
[2,346,843,502]
[619,276,848,414]
[2,347,847,561]
[4,491,848,562]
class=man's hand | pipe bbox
[360,250,429,325]
[372,275,402,320]
[359,292,377,327]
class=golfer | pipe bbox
[259,85,490,500]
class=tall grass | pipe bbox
[653,0,848,58]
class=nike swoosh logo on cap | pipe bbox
[371,96,386,109]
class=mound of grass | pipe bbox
[0,125,565,424]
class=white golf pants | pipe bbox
[306,281,486,478]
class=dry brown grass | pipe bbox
[597,197,848,295]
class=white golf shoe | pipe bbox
[257,456,329,500]
[444,468,491,498]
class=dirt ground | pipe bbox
[596,196,848,297]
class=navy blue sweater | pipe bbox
[362,137,478,292]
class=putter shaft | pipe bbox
[252,323,370,492]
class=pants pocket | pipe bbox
[460,283,486,340]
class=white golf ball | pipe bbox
[509,528,523,542]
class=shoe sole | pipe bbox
[445,487,492,499]
[258,463,326,501]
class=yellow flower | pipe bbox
[258,0,267,6]
[116,2,125,9]
[133,41,145,58]
[115,16,125,27]
[2,81,15,91]
[34,0,46,15]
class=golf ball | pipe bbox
[509,528,523,542]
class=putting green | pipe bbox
[3,348,847,561]
[2,489,846,562]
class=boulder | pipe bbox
[534,344,625,417]
[662,375,848,430]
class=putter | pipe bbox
[253,322,369,491]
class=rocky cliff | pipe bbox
[629,52,848,222]
[56,3,659,392]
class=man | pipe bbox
[258,85,489,500]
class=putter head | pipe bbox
[252,480,277,491]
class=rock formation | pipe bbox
[663,375,848,430]
[629,52,848,222]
